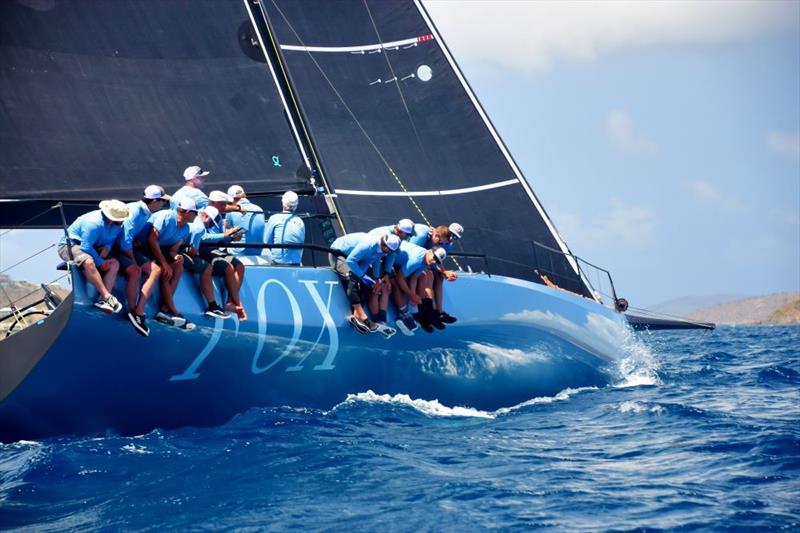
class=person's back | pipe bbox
[264,191,305,265]
[226,198,265,256]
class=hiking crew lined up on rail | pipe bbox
[58,165,463,338]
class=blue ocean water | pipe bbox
[1,325,798,531]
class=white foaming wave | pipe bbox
[337,387,598,419]
[612,321,661,388]
[121,443,152,455]
[618,400,665,415]
[339,391,495,419]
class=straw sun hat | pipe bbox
[99,200,130,222]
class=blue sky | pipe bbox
[1,1,798,308]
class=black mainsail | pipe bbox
[257,0,593,296]
[0,0,309,204]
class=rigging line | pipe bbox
[268,1,433,230]
[260,0,346,234]
[0,244,56,275]
[3,274,69,309]
[0,204,60,237]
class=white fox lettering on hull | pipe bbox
[171,279,340,382]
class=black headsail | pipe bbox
[258,0,593,296]
[0,0,310,209]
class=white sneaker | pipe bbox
[93,295,114,314]
[107,294,123,313]
[375,322,396,339]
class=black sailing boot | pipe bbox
[413,299,435,333]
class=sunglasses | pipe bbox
[177,208,197,214]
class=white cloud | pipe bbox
[767,130,800,160]
[606,110,657,156]
[687,180,743,211]
[424,0,800,72]
[551,198,655,249]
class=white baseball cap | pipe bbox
[433,247,447,264]
[383,234,401,251]
[143,184,170,201]
[282,190,299,209]
[208,190,233,203]
[227,185,245,198]
[397,218,414,235]
[448,222,463,240]
[178,198,198,212]
[183,165,210,181]
[201,205,220,226]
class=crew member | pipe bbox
[264,191,306,265]
[330,232,400,334]
[148,197,197,329]
[225,185,265,256]
[392,241,447,335]
[202,190,247,320]
[184,206,232,320]
[170,165,210,209]
[114,185,170,336]
[57,200,129,315]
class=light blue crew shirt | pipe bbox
[200,214,226,245]
[187,219,208,250]
[226,198,265,256]
[150,209,191,247]
[265,211,306,265]
[170,185,209,210]
[120,201,153,251]
[396,240,429,277]
[330,232,384,278]
[367,225,399,277]
[409,223,453,252]
[58,210,123,267]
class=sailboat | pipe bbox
[0,0,707,442]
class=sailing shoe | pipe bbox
[348,315,371,334]
[127,311,150,337]
[94,295,115,314]
[155,310,173,325]
[171,314,188,328]
[413,311,434,334]
[363,318,380,333]
[180,320,196,331]
[430,313,446,330]
[374,321,397,339]
[108,295,123,314]
[395,312,418,336]
[205,302,230,319]
[439,312,457,324]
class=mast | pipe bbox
[245,0,347,235]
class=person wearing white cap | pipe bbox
[329,232,400,334]
[147,197,198,329]
[390,241,448,335]
[202,190,248,319]
[113,185,171,336]
[182,206,231,320]
[57,200,129,314]
[409,222,464,325]
[170,165,210,210]
[225,185,265,257]
[264,190,306,265]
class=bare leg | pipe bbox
[160,258,183,316]
[352,302,368,321]
[433,270,443,312]
[367,280,382,315]
[223,265,246,320]
[418,271,434,300]
[101,258,119,293]
[125,264,142,311]
[82,258,111,299]
[199,265,215,305]
[135,262,160,316]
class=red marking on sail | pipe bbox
[416,34,434,43]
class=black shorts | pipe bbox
[201,250,242,276]
[114,248,151,271]
[181,253,210,274]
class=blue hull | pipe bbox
[0,264,630,441]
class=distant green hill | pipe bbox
[766,299,800,325]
